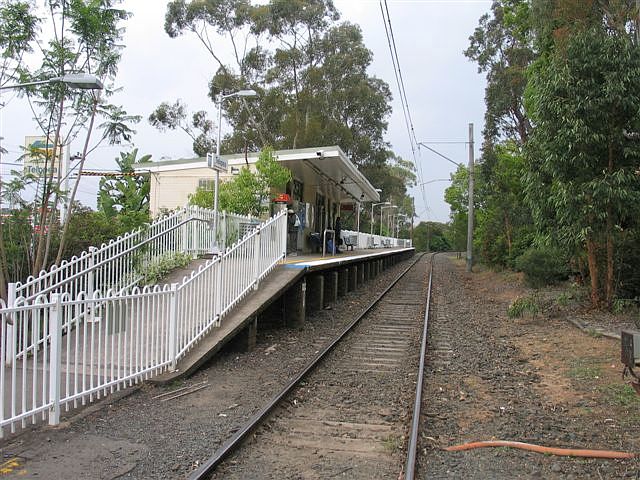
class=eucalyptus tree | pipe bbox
[156,0,411,237]
[463,0,536,270]
[156,0,393,166]
[525,4,640,306]
[0,0,138,296]
[465,0,535,147]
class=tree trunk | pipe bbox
[503,211,512,260]
[585,236,600,307]
[604,139,615,307]
[55,98,98,265]
[605,209,614,307]
[33,97,65,275]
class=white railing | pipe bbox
[10,207,257,304]
[0,210,287,437]
[341,229,412,250]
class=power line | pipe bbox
[379,0,427,218]
[383,0,419,149]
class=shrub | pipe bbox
[140,252,193,286]
[507,294,541,318]
[515,246,568,288]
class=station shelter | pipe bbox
[134,146,380,254]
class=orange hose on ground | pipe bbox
[444,440,635,459]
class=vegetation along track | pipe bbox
[190,253,433,479]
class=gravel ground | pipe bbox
[0,256,416,479]
[417,254,640,479]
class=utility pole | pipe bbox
[466,123,474,273]
[410,197,414,245]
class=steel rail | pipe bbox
[188,252,425,480]
[404,252,435,480]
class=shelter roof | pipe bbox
[134,146,380,203]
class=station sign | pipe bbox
[207,152,228,173]
[24,136,64,178]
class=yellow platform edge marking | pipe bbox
[0,457,23,475]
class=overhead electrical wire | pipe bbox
[379,0,428,218]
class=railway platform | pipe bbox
[151,246,415,384]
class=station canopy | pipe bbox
[136,146,381,204]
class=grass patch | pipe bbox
[555,292,571,307]
[599,384,640,408]
[585,328,602,338]
[507,293,541,319]
[382,435,401,453]
[568,359,602,381]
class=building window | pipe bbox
[198,178,214,191]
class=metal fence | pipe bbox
[341,229,412,250]
[10,207,257,304]
[0,210,286,437]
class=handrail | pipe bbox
[20,216,210,301]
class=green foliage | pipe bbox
[59,204,130,261]
[97,149,152,231]
[465,2,640,310]
[413,222,450,252]
[507,293,541,319]
[568,359,602,381]
[600,384,640,408]
[140,252,193,286]
[148,100,214,157]
[611,298,637,315]
[0,208,33,283]
[443,166,469,252]
[0,1,138,292]
[0,1,39,73]
[474,143,534,268]
[159,0,407,206]
[524,22,640,305]
[189,146,290,216]
[464,0,534,144]
[515,246,568,288]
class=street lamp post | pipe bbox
[371,201,390,235]
[380,205,397,236]
[209,89,257,254]
[0,73,103,91]
[396,213,407,239]
[0,73,103,223]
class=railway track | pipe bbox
[190,253,434,480]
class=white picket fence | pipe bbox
[0,210,286,437]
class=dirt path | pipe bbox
[418,254,640,479]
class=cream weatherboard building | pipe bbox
[134,146,380,252]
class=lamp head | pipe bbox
[59,73,103,90]
[236,89,257,97]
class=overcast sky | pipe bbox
[0,0,490,223]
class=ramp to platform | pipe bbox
[151,265,304,384]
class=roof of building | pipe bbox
[134,146,380,203]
